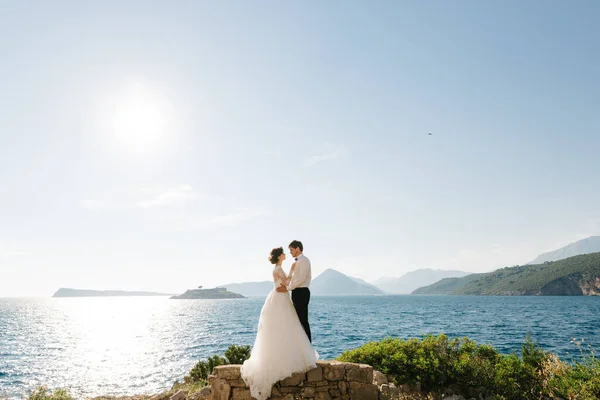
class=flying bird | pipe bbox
[428,132,432,136]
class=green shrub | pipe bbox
[521,332,547,369]
[338,334,600,400]
[493,352,539,399]
[185,344,251,383]
[541,340,600,400]
[224,345,251,365]
[28,387,74,400]
[448,339,499,390]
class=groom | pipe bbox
[276,240,312,343]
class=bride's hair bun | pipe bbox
[268,247,284,264]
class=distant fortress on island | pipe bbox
[170,286,245,299]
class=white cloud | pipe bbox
[82,185,203,210]
[81,198,111,211]
[303,143,349,167]
[303,152,339,167]
[137,185,203,208]
[3,251,25,256]
[210,208,268,227]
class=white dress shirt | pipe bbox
[287,254,312,290]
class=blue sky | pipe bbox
[1,1,599,297]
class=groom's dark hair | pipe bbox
[289,240,303,252]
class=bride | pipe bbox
[240,247,318,400]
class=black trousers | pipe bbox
[291,287,312,343]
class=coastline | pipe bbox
[10,336,600,400]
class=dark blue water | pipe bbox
[1,295,598,399]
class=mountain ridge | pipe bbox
[413,252,600,296]
[310,268,384,296]
[221,268,384,296]
[528,236,600,264]
[371,268,471,294]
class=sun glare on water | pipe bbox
[111,83,171,152]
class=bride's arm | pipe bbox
[286,262,296,285]
[273,268,288,285]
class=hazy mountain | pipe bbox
[52,288,173,297]
[350,277,385,293]
[221,270,384,296]
[219,281,273,297]
[371,269,471,294]
[311,269,384,295]
[528,236,600,264]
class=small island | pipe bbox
[52,288,173,297]
[170,286,245,299]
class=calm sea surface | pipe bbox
[1,295,599,399]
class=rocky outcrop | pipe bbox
[208,362,383,400]
[539,274,600,296]
[579,275,600,295]
[539,276,584,295]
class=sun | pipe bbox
[111,83,170,152]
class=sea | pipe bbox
[1,295,599,399]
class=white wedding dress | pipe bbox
[240,265,318,400]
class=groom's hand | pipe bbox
[276,284,287,293]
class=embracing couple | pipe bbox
[240,240,318,400]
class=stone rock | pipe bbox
[271,396,294,400]
[397,384,411,393]
[315,391,332,400]
[443,384,461,396]
[315,381,329,388]
[148,393,168,400]
[328,389,341,398]
[372,370,388,386]
[231,388,252,400]
[188,387,213,400]
[307,366,324,382]
[442,396,467,400]
[229,379,247,388]
[280,387,300,395]
[211,379,231,400]
[280,371,306,387]
[321,362,345,381]
[170,390,188,400]
[270,386,281,398]
[214,365,242,380]
[207,375,216,385]
[301,387,316,398]
[379,384,399,400]
[348,382,378,400]
[337,381,347,395]
[316,385,330,393]
[345,364,373,384]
